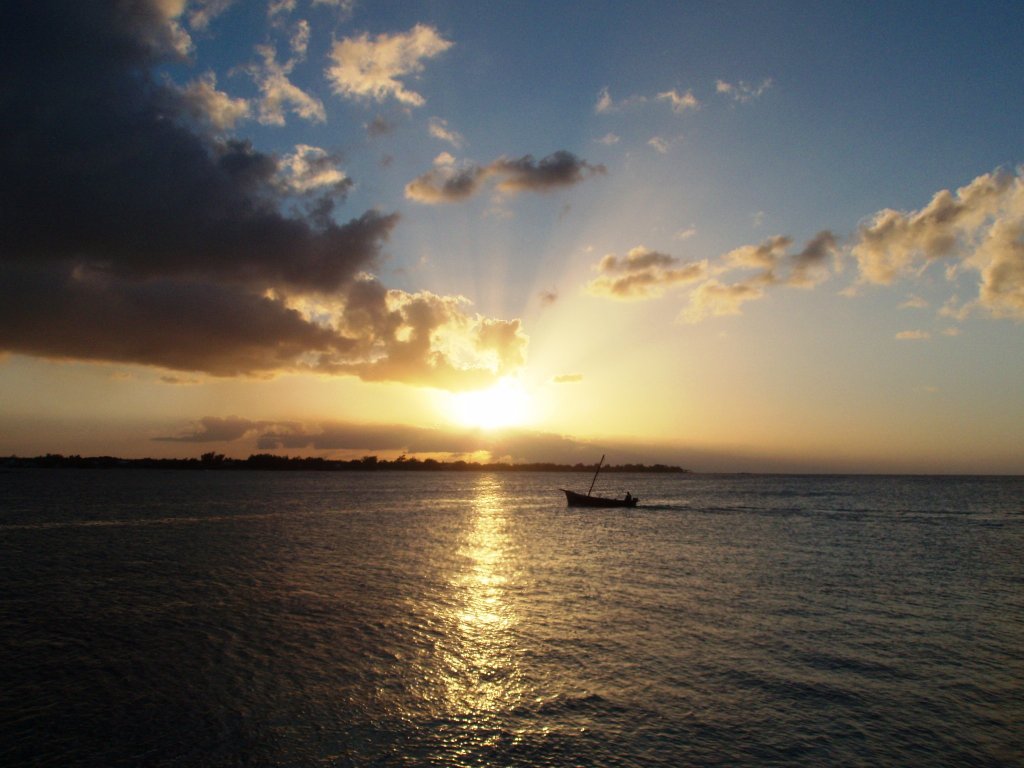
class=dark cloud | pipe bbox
[404,165,489,204]
[155,416,265,443]
[249,420,609,463]
[490,151,606,194]
[0,1,402,376]
[539,288,559,306]
[366,116,396,137]
[0,1,537,386]
[0,263,353,376]
[405,151,605,204]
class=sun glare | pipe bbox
[447,378,532,430]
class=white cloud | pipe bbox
[428,117,464,148]
[277,145,348,193]
[657,88,700,113]
[326,24,452,106]
[895,330,930,340]
[648,137,670,154]
[594,86,647,113]
[268,0,296,17]
[852,168,1024,319]
[290,19,310,59]
[187,0,236,31]
[596,132,620,145]
[716,78,773,103]
[248,44,326,126]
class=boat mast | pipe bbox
[587,454,605,496]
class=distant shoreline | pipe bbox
[3,453,689,474]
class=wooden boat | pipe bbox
[561,488,639,508]
[561,454,638,507]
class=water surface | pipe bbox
[2,471,1022,766]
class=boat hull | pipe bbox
[561,489,638,508]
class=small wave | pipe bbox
[0,512,283,531]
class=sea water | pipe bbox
[1,470,1022,766]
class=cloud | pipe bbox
[895,330,931,341]
[587,246,707,300]
[594,86,647,113]
[490,151,606,194]
[677,231,838,321]
[248,43,326,126]
[326,24,452,106]
[851,168,1024,319]
[405,151,605,204]
[0,1,529,390]
[720,230,837,287]
[679,279,766,323]
[155,416,264,442]
[428,117,464,147]
[0,264,352,376]
[268,0,296,17]
[584,231,838,320]
[309,276,530,390]
[188,0,236,31]
[596,132,620,145]
[539,288,559,306]
[277,144,351,195]
[366,116,395,137]
[312,0,356,16]
[404,163,489,204]
[553,374,583,383]
[715,78,773,103]
[900,294,929,309]
[171,71,251,131]
[657,88,700,113]
[250,420,608,463]
[648,137,671,154]
[290,19,311,58]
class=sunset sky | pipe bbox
[2,0,1023,472]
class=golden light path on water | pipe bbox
[438,476,526,744]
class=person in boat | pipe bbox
[624,492,632,503]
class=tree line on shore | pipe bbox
[3,453,688,473]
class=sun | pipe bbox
[446,377,533,430]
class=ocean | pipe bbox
[1,470,1022,767]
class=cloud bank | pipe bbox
[585,169,1024,326]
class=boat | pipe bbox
[560,454,639,507]
[561,488,639,508]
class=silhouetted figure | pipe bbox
[625,492,632,503]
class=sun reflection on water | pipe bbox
[439,475,524,719]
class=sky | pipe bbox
[2,0,1023,473]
